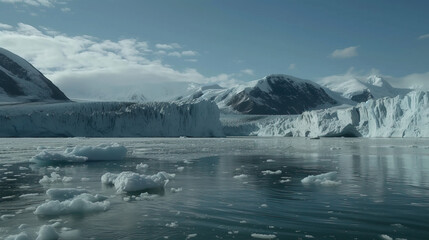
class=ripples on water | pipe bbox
[0,137,428,239]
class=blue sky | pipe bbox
[0,0,428,100]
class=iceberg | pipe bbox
[101,171,174,193]
[34,193,110,216]
[301,172,341,186]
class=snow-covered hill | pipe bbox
[0,47,69,102]
[0,101,223,137]
[224,91,429,138]
[178,74,338,114]
[319,75,410,102]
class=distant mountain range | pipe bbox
[0,47,69,102]
[318,74,410,102]
[177,74,339,115]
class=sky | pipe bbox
[0,0,428,100]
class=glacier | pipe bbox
[224,91,429,138]
[0,100,223,137]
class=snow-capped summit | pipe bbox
[0,47,69,102]
[319,74,409,103]
[178,74,338,115]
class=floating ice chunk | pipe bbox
[301,172,341,186]
[34,194,110,216]
[261,170,282,175]
[101,171,174,193]
[46,188,89,201]
[2,195,15,199]
[135,192,157,201]
[186,233,197,239]
[165,221,178,228]
[30,143,127,164]
[36,225,59,240]
[380,235,393,240]
[265,159,276,163]
[260,204,268,208]
[170,187,183,193]
[1,214,15,220]
[5,232,30,240]
[177,166,185,172]
[81,177,90,182]
[136,163,148,170]
[39,172,72,184]
[305,235,315,238]
[233,174,248,179]
[62,177,73,183]
[65,143,127,161]
[30,151,87,164]
[251,233,277,239]
[19,167,29,171]
[19,193,39,198]
[280,179,291,183]
[19,224,29,230]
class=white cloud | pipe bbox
[0,23,237,101]
[181,50,198,56]
[288,63,296,70]
[167,51,182,57]
[418,34,429,40]
[0,0,60,7]
[166,50,198,58]
[0,23,13,29]
[397,72,429,90]
[155,43,181,50]
[60,7,70,12]
[331,46,358,59]
[240,69,254,75]
[185,59,198,62]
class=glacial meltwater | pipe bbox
[0,137,428,240]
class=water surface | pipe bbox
[0,137,428,239]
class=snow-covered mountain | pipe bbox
[0,100,223,137]
[319,75,410,102]
[224,90,429,138]
[177,74,338,114]
[0,47,69,102]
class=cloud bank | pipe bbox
[0,23,239,101]
[0,0,61,7]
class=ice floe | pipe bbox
[34,190,109,216]
[46,188,89,201]
[30,143,127,164]
[136,163,148,170]
[301,172,341,186]
[251,233,277,239]
[39,173,73,184]
[261,170,282,175]
[101,171,175,193]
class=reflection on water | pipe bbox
[0,137,428,239]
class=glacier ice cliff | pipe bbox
[224,91,429,138]
[0,100,223,137]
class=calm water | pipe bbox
[0,137,429,240]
